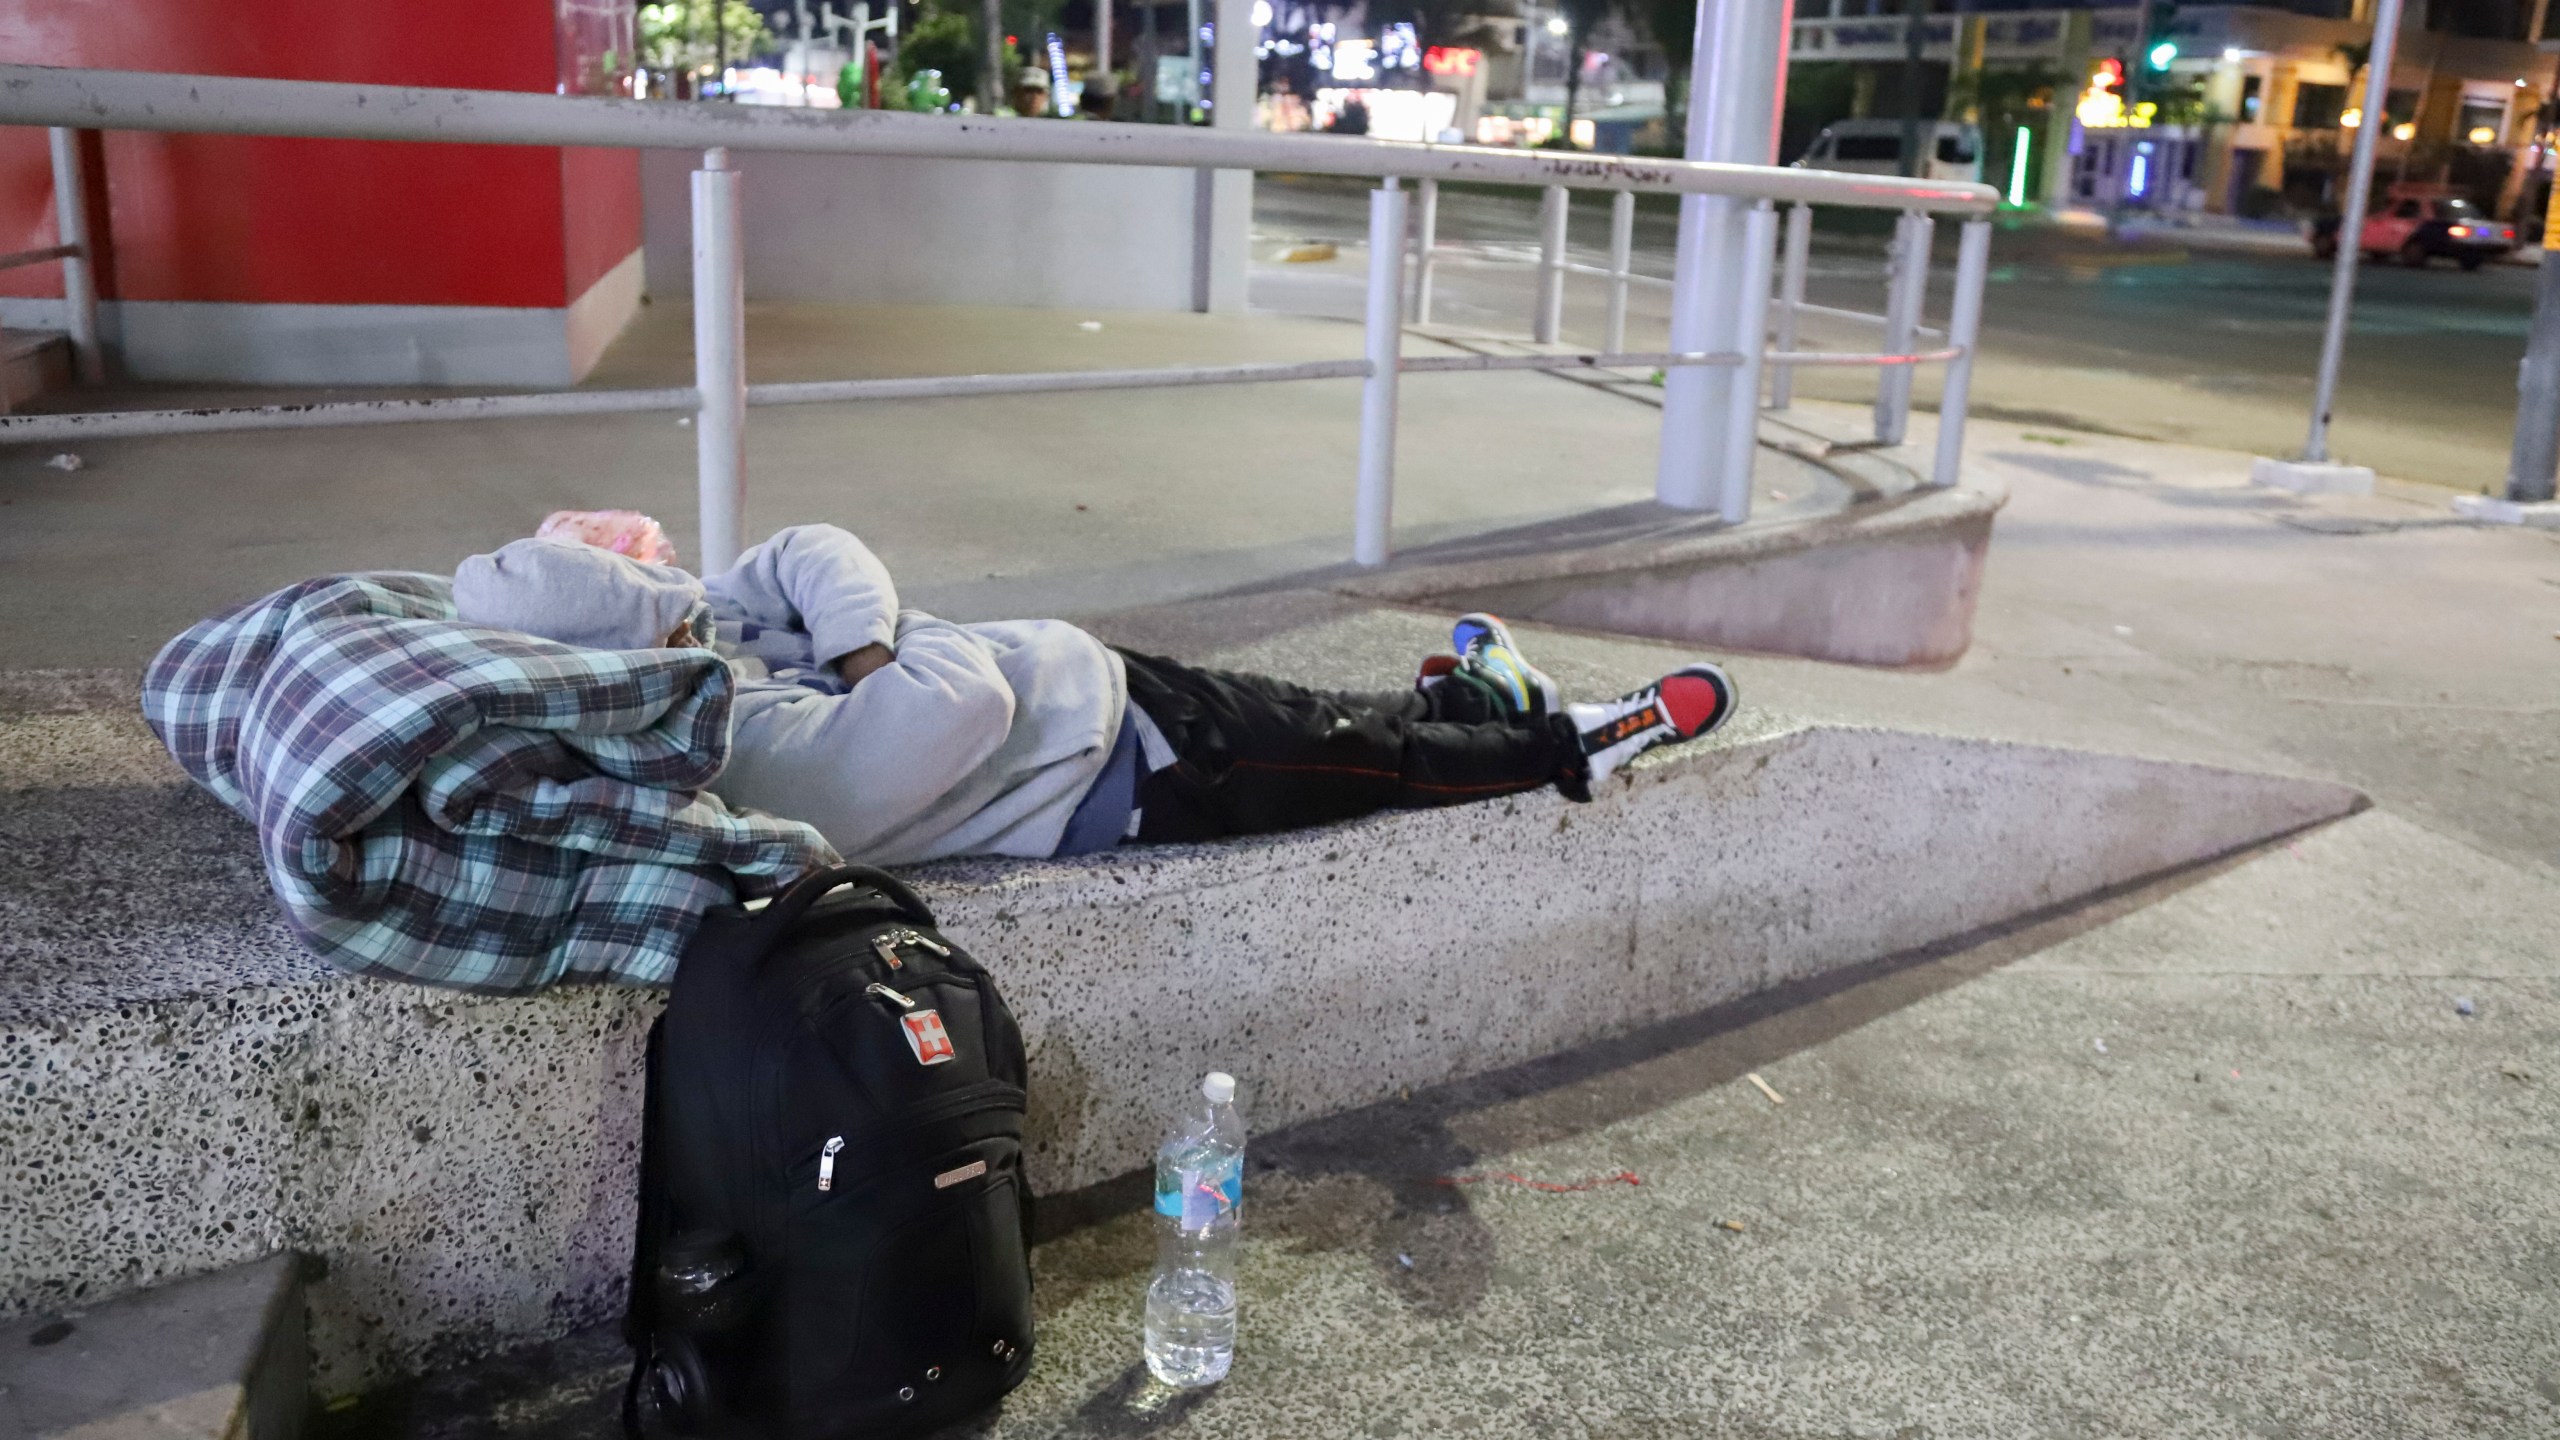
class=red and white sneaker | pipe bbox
[1566,663,1737,786]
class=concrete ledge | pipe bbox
[1335,486,2005,667]
[2451,493,2560,527]
[0,1253,305,1440]
[0,697,2360,1394]
[2250,456,2376,496]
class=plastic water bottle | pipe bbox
[1143,1071,1243,1388]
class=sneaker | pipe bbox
[1451,612,1559,718]
[1566,663,1737,786]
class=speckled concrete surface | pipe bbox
[0,623,2355,1394]
[363,806,2560,1440]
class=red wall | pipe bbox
[0,0,642,310]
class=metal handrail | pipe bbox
[0,63,1998,570]
[0,64,2000,216]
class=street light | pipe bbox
[1545,16,1568,36]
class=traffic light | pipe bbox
[2145,2,2178,71]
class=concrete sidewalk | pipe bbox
[0,301,1891,672]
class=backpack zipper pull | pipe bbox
[817,1135,845,1192]
[905,930,952,958]
[866,982,915,1010]
[870,933,905,970]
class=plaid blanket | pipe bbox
[141,572,838,992]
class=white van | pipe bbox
[1794,119,1983,184]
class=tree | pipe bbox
[639,0,774,86]
[1558,0,1619,142]
[900,7,984,106]
[1641,0,1695,140]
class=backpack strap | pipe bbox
[758,863,936,937]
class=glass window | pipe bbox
[2393,199,2423,218]
[2240,75,2264,122]
[1936,132,1977,163]
[1835,135,1902,161]
[2459,99,2508,141]
[2293,82,2346,129]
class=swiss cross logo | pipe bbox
[901,1009,957,1066]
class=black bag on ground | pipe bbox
[623,864,1034,1439]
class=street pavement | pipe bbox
[1254,176,2543,497]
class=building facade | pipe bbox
[1790,2,2559,223]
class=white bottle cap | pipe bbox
[1202,1072,1236,1105]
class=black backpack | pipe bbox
[623,864,1035,1438]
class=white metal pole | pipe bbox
[46,128,102,384]
[1355,181,1408,566]
[1534,184,1568,343]
[1874,210,1932,445]
[1769,201,1812,410]
[1094,0,1112,113]
[1411,177,1439,324]
[1716,201,1778,522]
[692,148,748,574]
[2302,0,2402,464]
[1930,217,1992,489]
[1605,188,1634,355]
[1655,0,1790,511]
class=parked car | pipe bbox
[1792,119,1984,184]
[2310,193,2516,269]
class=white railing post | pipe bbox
[46,128,102,384]
[1930,217,1993,489]
[1534,184,1567,344]
[1874,209,1932,446]
[1356,179,1408,566]
[1409,177,1439,324]
[1769,201,1811,411]
[692,147,748,574]
[1717,201,1778,523]
[1604,189,1635,356]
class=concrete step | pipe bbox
[0,330,73,415]
[0,1253,305,1440]
[0,650,2362,1398]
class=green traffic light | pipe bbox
[2147,39,2178,70]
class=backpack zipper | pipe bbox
[865,982,916,1010]
[800,1081,1026,1193]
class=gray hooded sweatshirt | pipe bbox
[454,525,1126,866]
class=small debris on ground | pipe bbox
[1745,1072,1786,1105]
[2455,996,2476,1017]
[44,452,81,472]
[1280,242,1337,263]
[2022,432,2077,446]
[1434,1170,1641,1194]
[1078,320,1104,331]
[1715,1219,1746,1233]
[676,416,692,427]
[2093,1037,2109,1055]
[2112,624,2134,636]
[1769,490,1789,501]
[1396,1252,1415,1269]
[2501,1062,2533,1083]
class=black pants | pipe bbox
[1115,647,1583,844]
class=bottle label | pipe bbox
[1155,1153,1243,1230]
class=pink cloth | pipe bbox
[534,510,678,567]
